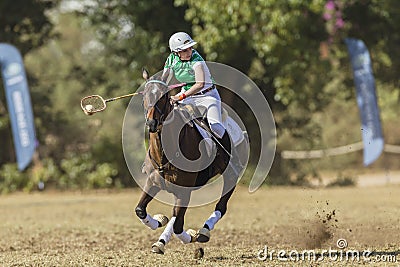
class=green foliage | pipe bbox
[327,173,356,187]
[79,0,191,75]
[0,164,28,194]
[0,154,118,194]
[29,158,60,190]
[58,153,117,190]
[0,0,59,55]
[23,12,132,188]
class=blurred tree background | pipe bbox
[0,0,399,192]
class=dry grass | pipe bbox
[0,185,399,266]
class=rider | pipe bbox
[165,32,232,160]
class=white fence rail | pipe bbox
[281,142,400,159]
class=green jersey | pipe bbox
[164,50,213,91]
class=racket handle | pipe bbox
[105,92,139,102]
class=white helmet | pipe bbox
[169,32,197,52]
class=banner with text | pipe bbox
[0,43,36,170]
[345,38,383,166]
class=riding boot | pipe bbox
[218,131,231,161]
[217,132,242,178]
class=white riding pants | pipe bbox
[179,88,226,139]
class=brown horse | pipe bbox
[135,68,244,254]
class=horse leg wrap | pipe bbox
[135,206,147,219]
[135,207,160,230]
[139,214,159,230]
[159,217,176,245]
[175,231,192,244]
[204,210,222,231]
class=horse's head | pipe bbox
[142,68,171,133]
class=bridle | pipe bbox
[144,80,170,133]
[143,79,190,174]
[143,79,174,175]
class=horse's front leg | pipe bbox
[151,191,197,254]
[135,174,168,230]
[173,192,198,243]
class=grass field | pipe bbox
[1,185,399,266]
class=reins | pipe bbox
[144,80,174,174]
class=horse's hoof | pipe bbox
[196,227,210,243]
[153,214,169,227]
[151,241,165,254]
[187,229,198,243]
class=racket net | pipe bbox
[81,95,106,113]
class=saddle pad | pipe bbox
[223,116,245,146]
[194,115,245,155]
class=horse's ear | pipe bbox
[142,68,150,80]
[161,67,171,83]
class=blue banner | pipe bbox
[0,43,36,170]
[345,38,383,166]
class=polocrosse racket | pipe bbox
[80,83,186,115]
[81,92,141,115]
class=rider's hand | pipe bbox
[170,94,180,104]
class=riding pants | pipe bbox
[179,87,226,139]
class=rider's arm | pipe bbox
[181,63,205,97]
[171,63,205,102]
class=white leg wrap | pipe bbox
[140,214,159,230]
[204,210,222,230]
[159,217,176,244]
[175,231,192,244]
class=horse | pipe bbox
[134,68,246,254]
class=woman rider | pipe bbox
[165,32,232,158]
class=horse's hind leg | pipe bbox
[198,167,238,243]
[197,132,244,242]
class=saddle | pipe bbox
[177,103,246,148]
[176,104,203,127]
[177,104,246,179]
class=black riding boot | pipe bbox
[217,132,242,177]
[218,131,231,161]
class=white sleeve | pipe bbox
[193,61,203,70]
[193,61,213,87]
